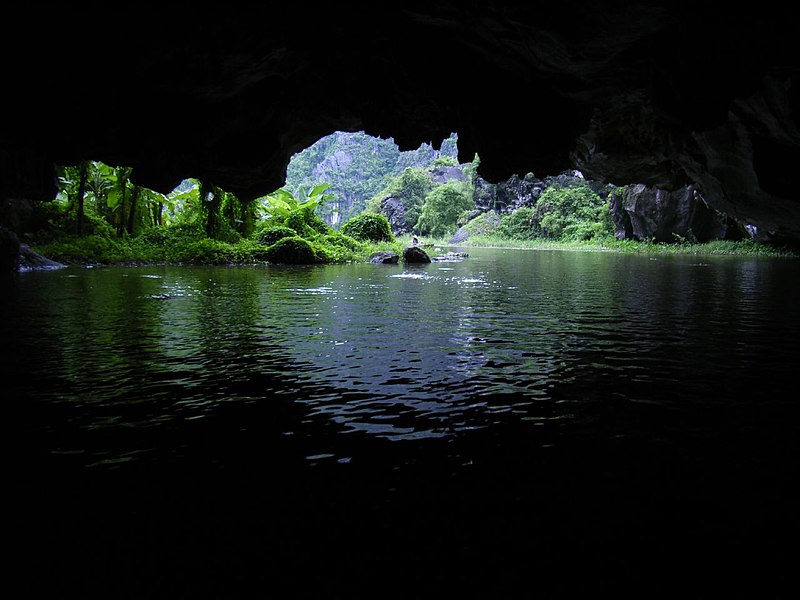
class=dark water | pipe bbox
[5,247,800,598]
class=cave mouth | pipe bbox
[23,124,756,255]
[2,3,799,246]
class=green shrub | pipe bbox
[34,234,132,264]
[263,236,319,264]
[284,206,331,238]
[415,181,474,238]
[256,225,298,246]
[498,207,537,240]
[320,232,364,252]
[532,184,612,241]
[308,232,366,263]
[340,213,394,242]
[137,226,171,247]
[161,222,206,243]
[464,211,500,237]
[169,238,238,264]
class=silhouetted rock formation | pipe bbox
[609,185,746,243]
[2,4,798,242]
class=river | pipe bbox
[5,246,799,597]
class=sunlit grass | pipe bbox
[424,233,799,258]
[31,230,798,268]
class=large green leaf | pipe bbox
[106,187,121,210]
[308,182,332,198]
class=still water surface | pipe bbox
[6,247,800,597]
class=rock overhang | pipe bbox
[2,3,798,241]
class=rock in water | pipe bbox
[370,251,399,264]
[402,246,431,263]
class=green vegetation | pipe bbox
[285,132,398,224]
[339,213,394,242]
[286,131,460,225]
[365,166,432,231]
[458,235,797,258]
[18,137,797,268]
[415,181,474,238]
[494,183,613,242]
[25,163,402,266]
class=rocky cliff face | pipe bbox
[609,185,745,243]
[458,170,747,245]
[572,74,800,244]
[286,131,460,225]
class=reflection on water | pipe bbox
[6,247,800,597]
[4,248,800,462]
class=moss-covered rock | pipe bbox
[257,225,298,246]
[264,236,318,264]
[340,213,394,242]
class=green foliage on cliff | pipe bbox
[286,132,401,224]
[365,166,432,230]
[286,131,460,226]
[463,211,500,237]
[497,207,536,240]
[532,184,613,241]
[492,182,613,242]
[414,181,474,238]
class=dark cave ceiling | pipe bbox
[2,3,799,239]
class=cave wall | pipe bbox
[1,3,798,242]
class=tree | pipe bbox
[115,166,132,237]
[532,184,612,241]
[75,160,89,236]
[415,181,473,238]
[260,183,334,222]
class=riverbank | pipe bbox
[407,234,800,259]
[20,231,798,271]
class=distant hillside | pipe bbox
[285,131,459,225]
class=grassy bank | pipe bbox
[419,234,800,259]
[28,231,798,268]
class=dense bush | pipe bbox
[498,207,537,240]
[532,184,612,241]
[286,206,331,238]
[256,225,298,246]
[319,232,364,252]
[415,181,474,238]
[263,236,319,264]
[340,213,394,242]
[34,235,127,264]
[464,211,500,237]
[168,238,238,264]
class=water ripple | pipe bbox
[8,251,800,467]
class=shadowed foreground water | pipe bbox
[6,247,800,598]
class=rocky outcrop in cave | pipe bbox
[2,3,798,243]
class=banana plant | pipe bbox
[261,182,334,220]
